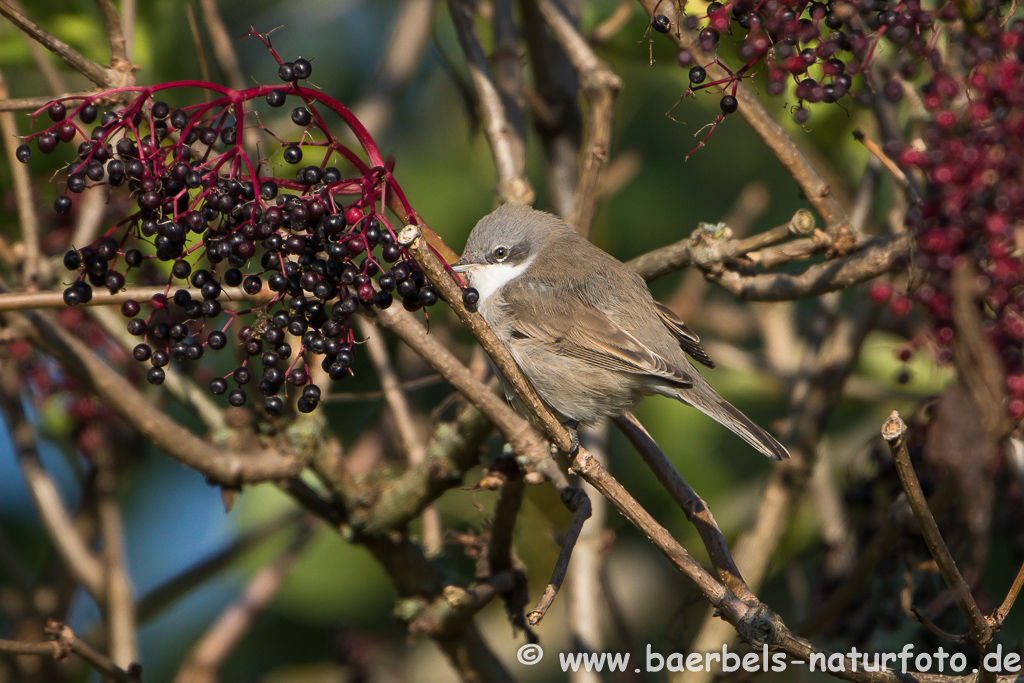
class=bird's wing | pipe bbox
[654,302,716,368]
[506,296,693,387]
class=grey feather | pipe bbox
[458,204,790,460]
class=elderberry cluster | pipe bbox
[17,51,441,415]
[898,19,1024,419]
[657,0,1012,126]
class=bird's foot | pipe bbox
[565,420,580,458]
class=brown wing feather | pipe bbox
[510,304,693,387]
[654,302,716,368]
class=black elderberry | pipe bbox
[127,318,147,336]
[376,291,393,309]
[419,286,439,306]
[224,268,243,287]
[689,66,707,84]
[147,367,166,385]
[265,396,284,415]
[291,107,312,126]
[207,330,227,350]
[67,174,87,193]
[151,350,169,368]
[283,145,303,164]
[210,377,228,395]
[15,145,31,163]
[133,343,151,361]
[63,250,82,270]
[171,260,192,279]
[652,14,672,32]
[266,89,286,107]
[292,58,312,79]
[278,62,295,82]
[234,367,252,385]
[463,287,480,310]
[720,95,739,114]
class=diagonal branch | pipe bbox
[0,0,132,89]
[882,411,994,648]
[447,0,534,205]
[536,0,622,234]
[10,305,303,485]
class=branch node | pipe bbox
[881,409,907,443]
[735,604,783,647]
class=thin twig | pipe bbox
[352,0,437,137]
[612,412,754,602]
[0,365,106,599]
[0,621,141,682]
[527,471,592,625]
[174,523,314,683]
[0,68,44,287]
[536,0,622,234]
[356,316,442,555]
[993,559,1024,625]
[0,1,131,89]
[94,446,137,667]
[197,0,245,90]
[447,0,534,205]
[184,3,211,85]
[93,0,128,67]
[0,286,273,311]
[882,410,994,647]
[135,512,302,623]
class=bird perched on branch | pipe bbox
[453,204,789,461]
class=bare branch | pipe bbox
[353,0,437,138]
[0,1,132,89]
[612,412,754,602]
[0,68,44,287]
[446,0,535,205]
[0,286,273,312]
[711,233,911,301]
[882,411,994,647]
[356,316,441,555]
[527,482,591,625]
[536,0,622,234]
[174,524,313,683]
[93,0,128,66]
[10,305,303,485]
[0,365,106,599]
[197,0,245,90]
[0,621,140,682]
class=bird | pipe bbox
[451,204,790,461]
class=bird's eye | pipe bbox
[493,246,508,261]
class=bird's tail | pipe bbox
[667,374,790,460]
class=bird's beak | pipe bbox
[451,261,473,273]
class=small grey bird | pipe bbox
[452,204,789,461]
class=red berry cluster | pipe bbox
[657,0,1011,130]
[900,19,1024,420]
[16,35,438,416]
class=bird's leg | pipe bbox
[564,420,580,458]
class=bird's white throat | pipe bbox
[464,257,535,307]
